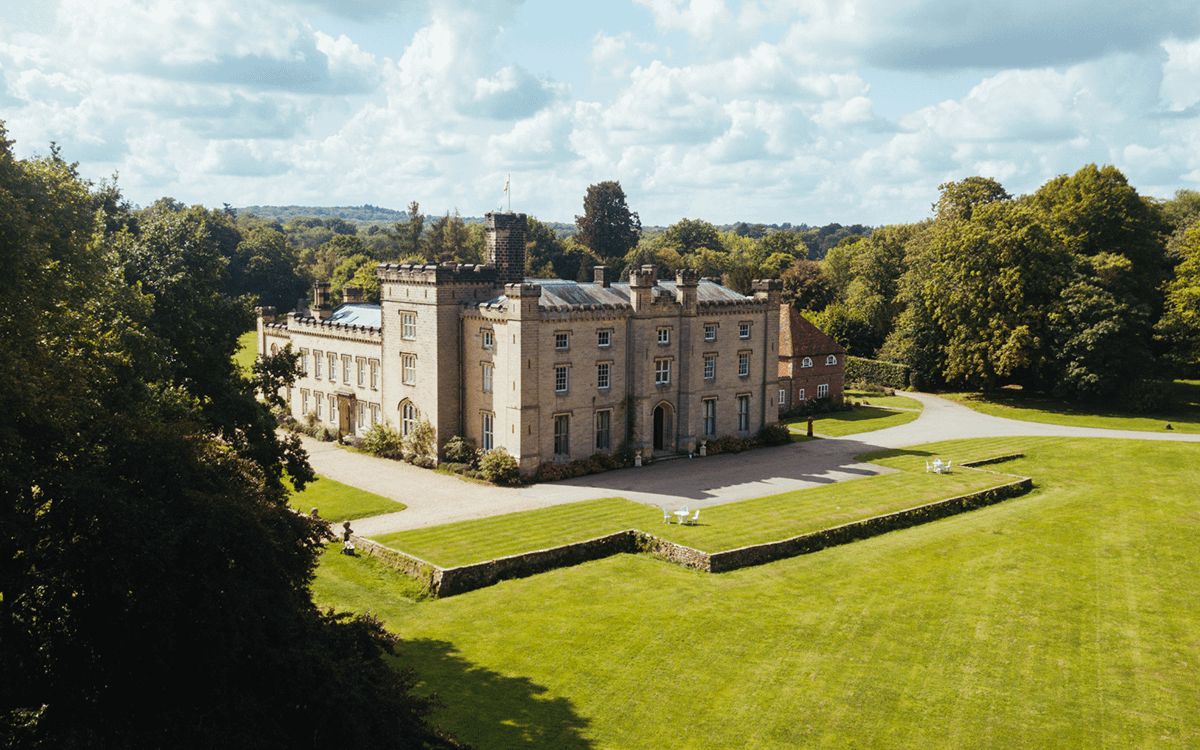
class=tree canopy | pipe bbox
[0,129,465,749]
[574,181,641,263]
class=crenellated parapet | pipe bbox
[377,261,501,286]
[281,314,383,344]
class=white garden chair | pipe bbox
[662,508,671,524]
[689,510,700,526]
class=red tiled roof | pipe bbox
[778,305,846,376]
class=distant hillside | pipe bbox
[237,204,411,224]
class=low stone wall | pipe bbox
[356,473,1033,597]
[707,477,1031,573]
[961,453,1025,468]
[435,531,640,598]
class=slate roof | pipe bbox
[481,278,750,310]
[325,303,382,329]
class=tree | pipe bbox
[574,181,641,263]
[229,225,308,312]
[933,176,1010,221]
[1156,224,1200,375]
[526,217,593,280]
[843,222,925,346]
[391,201,425,259]
[780,259,834,311]
[658,218,721,255]
[0,132,463,748]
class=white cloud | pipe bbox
[634,0,735,41]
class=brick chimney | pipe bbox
[486,212,528,286]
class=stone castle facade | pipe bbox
[259,212,843,472]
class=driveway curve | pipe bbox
[306,391,1200,536]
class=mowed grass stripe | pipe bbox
[785,407,920,436]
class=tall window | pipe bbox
[402,354,416,385]
[483,363,493,392]
[738,352,750,377]
[555,365,568,392]
[370,403,380,426]
[356,401,365,428]
[779,389,786,405]
[739,322,750,339]
[555,332,569,350]
[328,353,338,382]
[655,359,671,385]
[704,354,715,380]
[597,330,610,347]
[595,410,611,451]
[798,388,806,401]
[597,362,610,389]
[554,415,569,455]
[314,392,323,418]
[299,349,310,376]
[401,312,416,340]
[401,401,417,436]
[357,358,366,386]
[370,360,379,389]
[817,383,829,399]
[737,394,749,431]
[703,399,716,436]
[483,330,493,349]
[482,412,494,451]
[658,328,670,345]
[314,350,323,379]
[329,394,338,423]
[704,323,716,341]
[343,355,353,385]
[301,390,310,415]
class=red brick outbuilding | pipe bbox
[777,305,846,410]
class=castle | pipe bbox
[258,212,844,472]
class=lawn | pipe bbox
[370,457,1011,566]
[234,329,257,374]
[845,387,923,410]
[314,436,1200,749]
[784,405,920,436]
[288,474,405,523]
[944,380,1200,434]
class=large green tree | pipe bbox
[0,132,463,749]
[574,181,641,263]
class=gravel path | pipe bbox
[309,391,1199,536]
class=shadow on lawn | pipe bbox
[399,639,596,749]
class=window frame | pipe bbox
[482,412,494,451]
[482,362,493,393]
[401,401,417,437]
[738,351,750,377]
[739,322,751,339]
[655,358,671,386]
[482,329,494,349]
[597,361,611,390]
[553,414,570,456]
[401,354,416,385]
[314,350,323,379]
[826,354,837,366]
[737,394,750,431]
[704,323,717,341]
[401,312,417,340]
[370,359,379,390]
[555,364,569,393]
[555,331,569,350]
[597,329,611,348]
[595,409,611,451]
[817,383,829,399]
[702,398,716,436]
[801,356,813,368]
[703,353,716,380]
[657,327,670,345]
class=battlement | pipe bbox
[279,314,383,343]
[377,261,501,286]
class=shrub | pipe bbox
[706,435,755,455]
[409,418,436,461]
[412,456,436,469]
[479,447,520,485]
[1120,379,1176,414]
[443,435,478,465]
[758,423,791,446]
[360,423,406,459]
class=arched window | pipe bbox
[826,355,837,366]
[400,401,417,437]
[801,357,813,368]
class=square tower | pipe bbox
[486,212,527,285]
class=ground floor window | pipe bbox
[798,388,806,401]
[737,394,749,431]
[779,389,786,405]
[401,401,417,436]
[482,412,494,451]
[370,403,380,426]
[357,401,365,428]
[554,414,569,455]
[314,392,323,419]
[703,398,716,436]
[301,389,310,415]
[817,383,829,399]
[595,410,611,451]
[329,395,337,424]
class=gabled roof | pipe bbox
[779,305,846,360]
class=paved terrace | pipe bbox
[302,391,1200,537]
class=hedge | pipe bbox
[846,356,911,390]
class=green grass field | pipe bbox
[944,380,1200,434]
[235,330,257,374]
[845,388,923,410]
[314,436,1200,749]
[784,406,920,436]
[288,474,405,523]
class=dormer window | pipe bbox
[826,355,837,365]
[801,357,813,368]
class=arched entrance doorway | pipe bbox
[653,402,673,452]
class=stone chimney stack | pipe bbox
[675,268,699,313]
[343,286,364,304]
[313,281,332,320]
[593,265,614,288]
[486,212,528,286]
[629,264,657,312]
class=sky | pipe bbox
[3,0,1200,227]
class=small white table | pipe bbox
[933,459,945,474]
[673,510,690,524]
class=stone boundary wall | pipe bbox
[354,472,1033,597]
[960,453,1025,469]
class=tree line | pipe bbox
[0,130,467,747]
